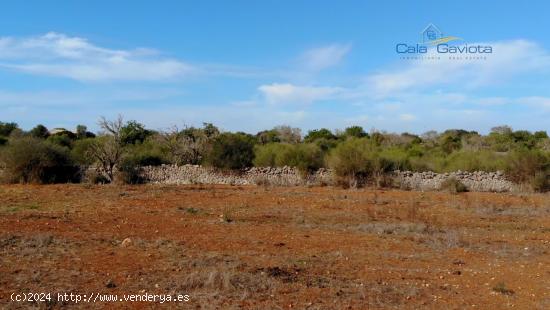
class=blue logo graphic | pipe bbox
[396,23,492,55]
[421,23,442,44]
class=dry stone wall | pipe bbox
[139,165,517,192]
[141,165,332,186]
[394,170,517,192]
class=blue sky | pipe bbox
[1,1,549,134]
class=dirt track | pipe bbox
[1,184,549,309]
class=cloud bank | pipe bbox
[0,32,194,81]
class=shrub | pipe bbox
[326,138,377,187]
[492,282,514,295]
[379,147,412,171]
[256,129,280,144]
[441,150,506,172]
[0,122,18,137]
[277,143,324,174]
[0,137,80,184]
[254,143,292,167]
[440,177,468,194]
[505,149,549,191]
[207,133,255,169]
[124,138,167,166]
[343,126,368,138]
[116,157,145,184]
[304,128,336,143]
[47,133,75,148]
[120,120,153,145]
[254,143,324,175]
[84,169,110,184]
[70,138,97,165]
[29,124,50,139]
[530,171,550,193]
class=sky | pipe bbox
[1,1,549,134]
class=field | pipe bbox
[0,184,549,309]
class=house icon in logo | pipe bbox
[421,23,443,44]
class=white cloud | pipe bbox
[0,88,182,108]
[516,96,550,109]
[399,113,416,121]
[258,83,342,104]
[0,32,194,81]
[300,43,351,71]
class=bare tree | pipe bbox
[274,125,301,144]
[157,125,215,165]
[86,115,125,181]
[490,125,513,135]
[98,115,124,142]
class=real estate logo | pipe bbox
[396,23,492,55]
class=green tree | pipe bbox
[207,133,255,169]
[30,124,50,139]
[120,121,152,145]
[256,129,280,144]
[344,126,368,138]
[0,122,18,137]
[76,125,96,139]
[304,128,336,142]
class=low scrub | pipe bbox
[116,157,145,184]
[326,138,396,188]
[254,143,323,175]
[0,137,80,184]
[206,133,255,170]
[505,149,550,192]
[440,177,468,194]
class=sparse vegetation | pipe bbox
[1,185,547,308]
[0,118,548,191]
[0,137,79,184]
[493,282,515,295]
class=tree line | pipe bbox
[0,119,548,191]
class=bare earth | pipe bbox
[0,184,549,309]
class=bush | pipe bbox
[441,150,506,172]
[505,149,549,190]
[116,157,145,184]
[124,138,167,166]
[530,171,550,193]
[343,126,368,138]
[254,143,292,167]
[47,133,75,148]
[326,138,377,187]
[70,138,97,165]
[304,128,336,143]
[29,124,50,139]
[0,137,80,184]
[0,122,18,137]
[207,133,255,169]
[277,143,324,174]
[254,143,323,175]
[120,121,153,145]
[440,177,468,194]
[84,169,110,184]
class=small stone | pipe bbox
[121,238,132,247]
[105,279,116,288]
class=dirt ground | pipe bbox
[0,184,549,309]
